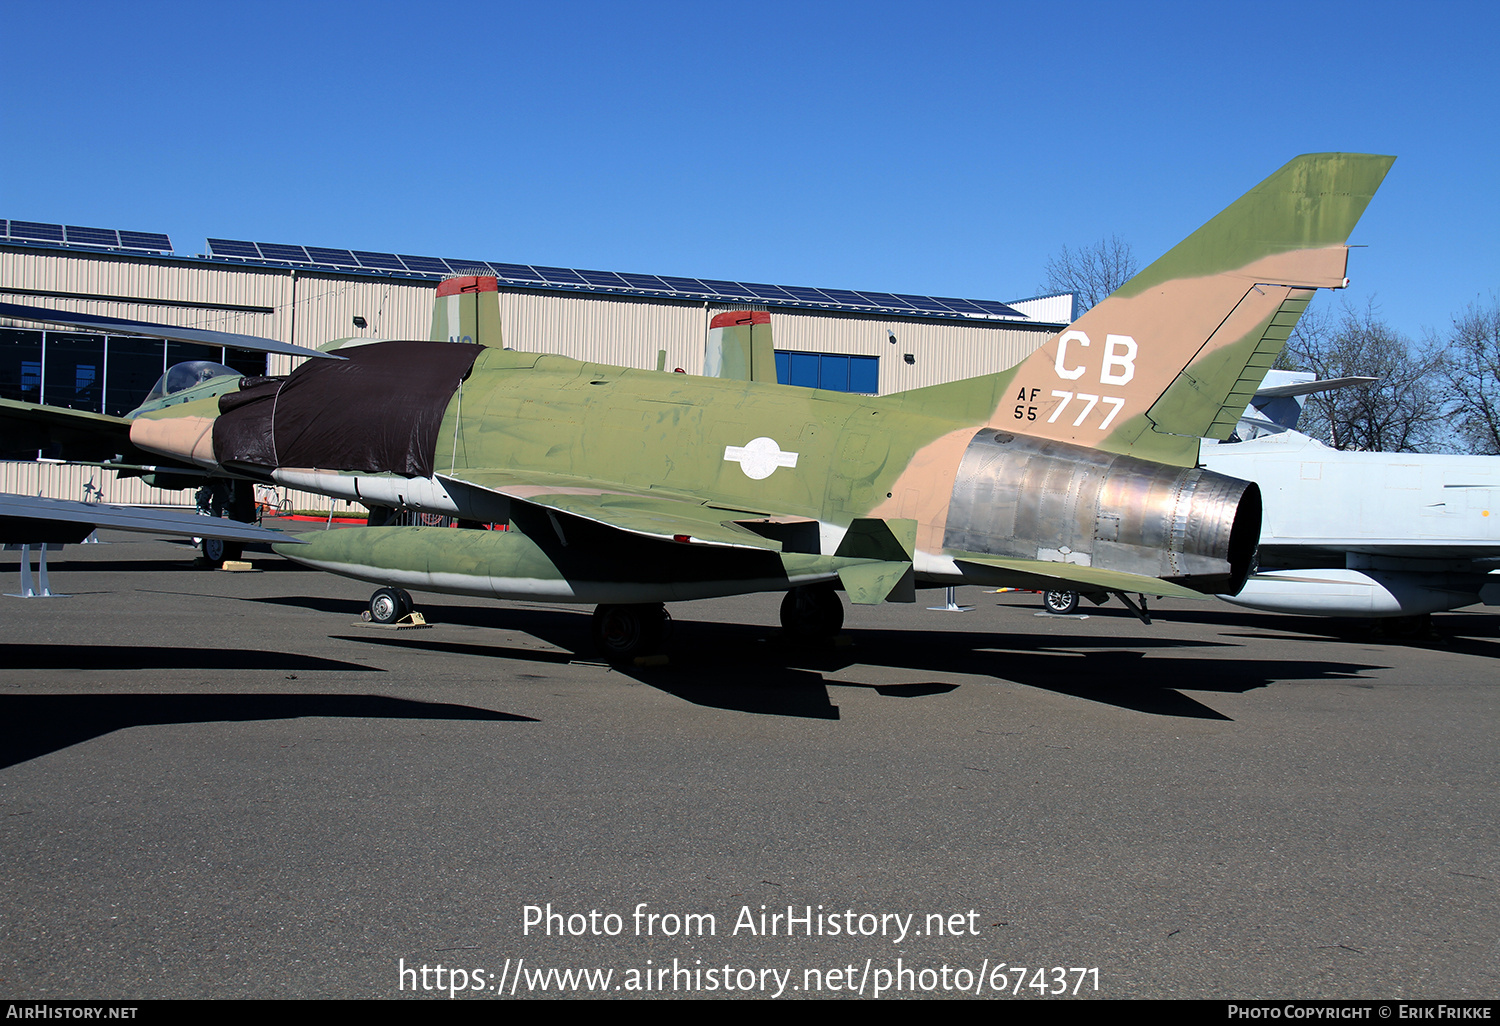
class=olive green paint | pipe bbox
[1114,154,1395,299]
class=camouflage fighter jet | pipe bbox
[4,155,1394,659]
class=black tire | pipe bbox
[370,587,410,625]
[591,603,670,661]
[201,537,243,568]
[780,585,845,641]
[1042,590,1080,615]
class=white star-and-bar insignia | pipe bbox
[723,437,799,480]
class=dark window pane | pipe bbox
[104,336,166,417]
[774,351,790,385]
[224,351,268,379]
[42,332,104,412]
[0,329,43,403]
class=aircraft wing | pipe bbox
[0,398,202,468]
[953,555,1209,600]
[440,471,786,550]
[0,301,343,360]
[1252,375,1378,399]
[0,493,305,545]
[444,471,1207,599]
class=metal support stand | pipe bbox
[6,544,68,598]
[927,585,973,612]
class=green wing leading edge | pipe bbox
[13,154,1398,659]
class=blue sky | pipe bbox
[3,1,1495,340]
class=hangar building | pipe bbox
[1,218,1068,510]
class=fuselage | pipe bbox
[128,341,1259,604]
[1203,432,1500,616]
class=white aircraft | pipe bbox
[1200,371,1500,619]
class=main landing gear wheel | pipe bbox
[201,537,243,568]
[1042,590,1080,615]
[780,584,845,642]
[369,587,414,625]
[591,603,671,662]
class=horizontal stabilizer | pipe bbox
[1254,374,1379,400]
[831,518,917,603]
[834,517,917,562]
[955,555,1207,600]
[836,560,916,604]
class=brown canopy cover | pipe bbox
[213,341,481,477]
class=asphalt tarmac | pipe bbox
[2,530,1497,1000]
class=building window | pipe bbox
[774,350,879,394]
[0,328,267,418]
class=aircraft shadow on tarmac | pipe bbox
[1137,606,1500,657]
[0,693,535,770]
[298,599,1388,722]
[4,644,378,673]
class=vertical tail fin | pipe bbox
[703,310,777,382]
[1040,153,1394,460]
[431,275,503,347]
[950,154,1394,465]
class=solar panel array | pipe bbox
[204,237,1023,321]
[3,220,172,253]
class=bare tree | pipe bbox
[1278,300,1446,452]
[1041,235,1140,313]
[1442,296,1500,454]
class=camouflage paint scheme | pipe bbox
[118,155,1392,624]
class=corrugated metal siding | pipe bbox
[0,461,346,515]
[498,290,708,372]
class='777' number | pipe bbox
[1048,390,1125,430]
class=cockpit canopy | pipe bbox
[143,361,240,403]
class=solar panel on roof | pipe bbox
[532,266,589,286]
[779,285,834,304]
[575,269,629,288]
[855,292,917,309]
[398,255,451,274]
[304,247,359,266]
[352,250,404,270]
[7,212,1023,322]
[12,221,66,242]
[617,273,669,291]
[65,226,118,247]
[488,263,540,281]
[888,293,947,312]
[736,283,795,301]
[816,289,867,307]
[968,299,1021,317]
[697,279,752,297]
[118,230,172,251]
[207,238,260,259]
[258,242,309,262]
[929,297,986,316]
[657,276,709,294]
